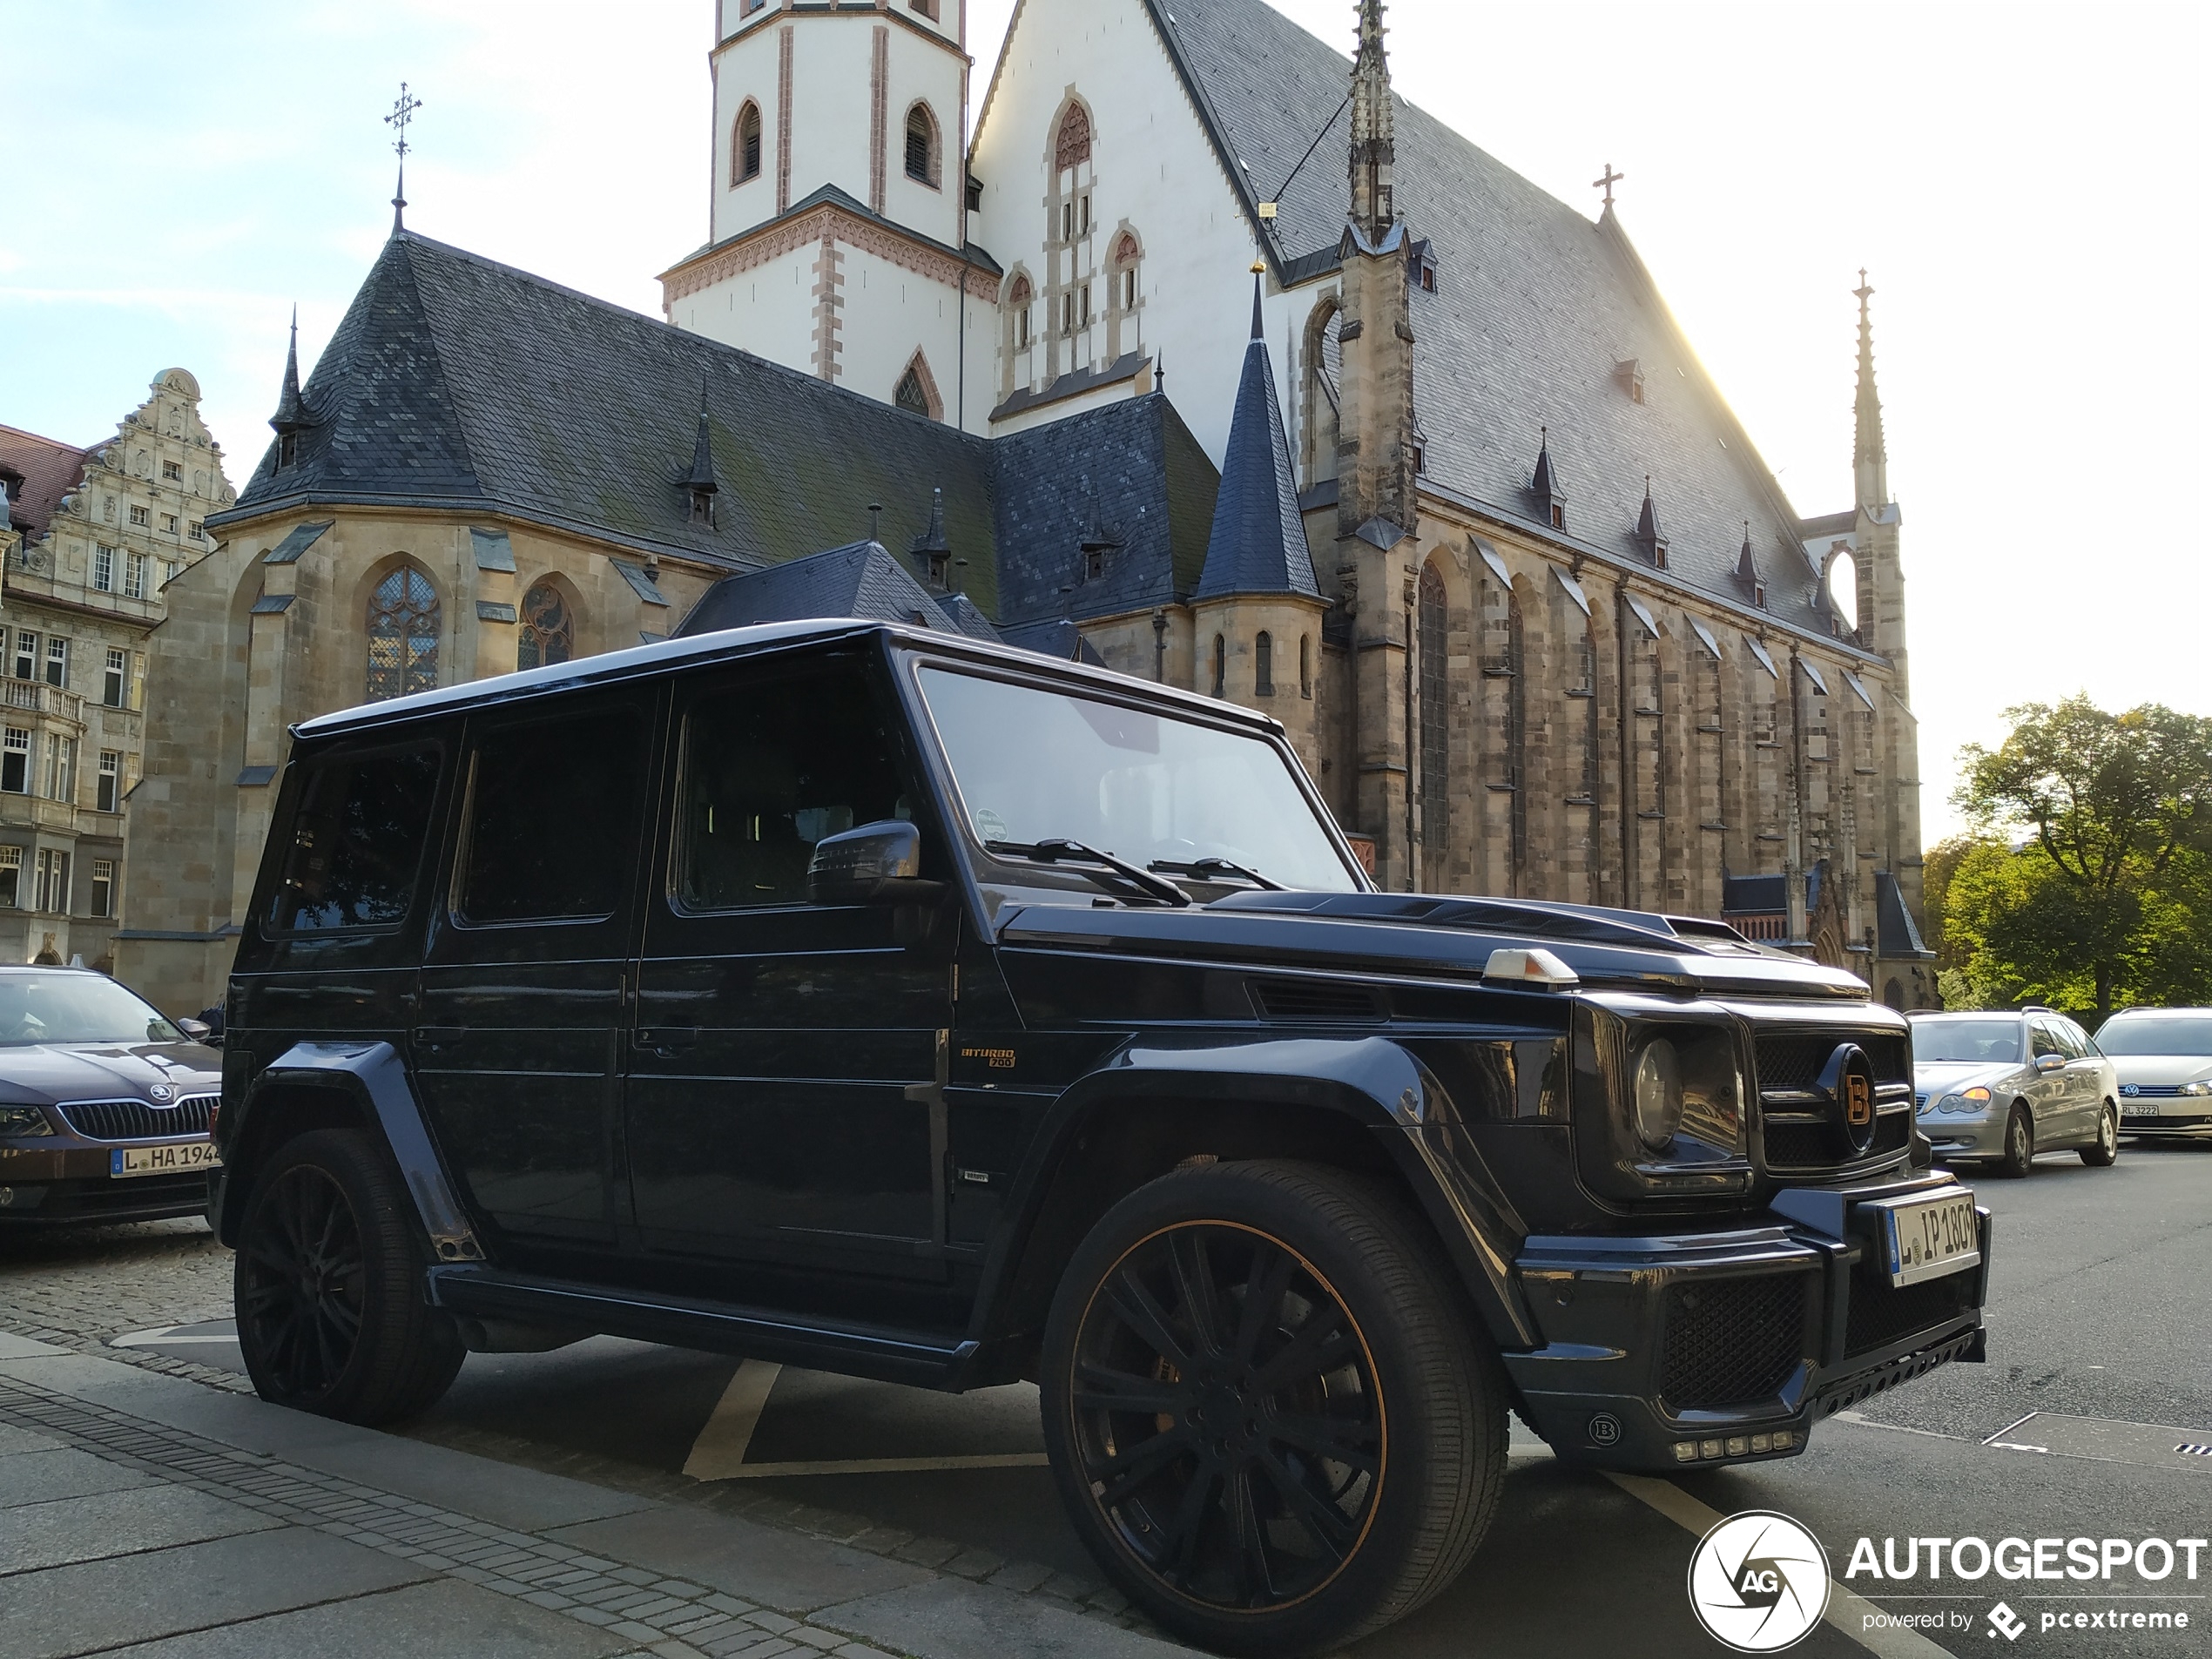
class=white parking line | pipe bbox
[699,1453,1051,1480]
[110,1328,239,1349]
[683,1359,783,1480]
[1604,1472,1951,1659]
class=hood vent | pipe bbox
[1250,978,1386,1023]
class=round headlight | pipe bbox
[1633,1038,1684,1151]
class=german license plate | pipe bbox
[111,1143,220,1179]
[2126,1101,2161,1116]
[1878,1190,1979,1287]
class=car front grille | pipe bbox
[1756,1031,1910,1092]
[1763,1110,1910,1170]
[1662,1273,1812,1410]
[2121,1084,2185,1098]
[51,1094,217,1143]
[1844,1267,1978,1359]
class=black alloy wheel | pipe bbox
[1997,1105,2035,1178]
[2080,1105,2120,1167]
[234,1129,464,1424]
[1043,1161,1503,1656]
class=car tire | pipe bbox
[2079,1105,2120,1167]
[1041,1159,1505,1658]
[233,1128,465,1425]
[1997,1105,2034,1178]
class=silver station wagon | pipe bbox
[1908,1008,2120,1177]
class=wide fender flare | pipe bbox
[988,1033,1540,1351]
[226,1041,482,1264]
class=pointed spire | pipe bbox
[269,306,306,435]
[683,383,718,494]
[1250,261,1265,341]
[1348,0,1396,239]
[1529,424,1567,526]
[909,486,951,586]
[1633,475,1669,568]
[1852,268,1889,509]
[1197,274,1320,602]
[1735,520,1766,607]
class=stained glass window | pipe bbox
[365,563,439,702]
[517,582,573,671]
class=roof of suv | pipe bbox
[294,617,1290,743]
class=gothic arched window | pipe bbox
[1055,103,1092,172]
[517,582,573,671]
[734,102,762,185]
[1255,631,1274,697]
[365,563,439,702]
[1211,633,1225,698]
[905,103,940,187]
[1418,563,1449,864]
[1009,274,1033,350]
[894,353,938,420]
[1113,233,1142,313]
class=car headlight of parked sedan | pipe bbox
[1928,1085,1993,1115]
[0,1104,53,1135]
[2176,1079,2212,1097]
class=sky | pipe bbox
[1,0,2202,844]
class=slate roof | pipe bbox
[215,232,1006,615]
[1141,0,1840,638]
[216,231,1257,638]
[991,393,1220,629]
[1196,287,1318,600]
[674,539,999,641]
[0,424,95,540]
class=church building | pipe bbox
[113,0,1933,1016]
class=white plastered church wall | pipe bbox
[968,0,1308,467]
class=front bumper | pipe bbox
[0,1140,215,1225]
[2119,1104,2212,1136]
[1918,1109,2006,1159]
[1503,1170,1990,1474]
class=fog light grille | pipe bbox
[1662,1274,1811,1410]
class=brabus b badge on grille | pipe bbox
[1844,1072,1871,1128]
[1817,1042,1881,1157]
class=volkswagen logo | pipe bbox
[1686,1509,1831,1652]
[2121,1082,2141,1097]
[147,1084,174,1104]
[1817,1043,1880,1157]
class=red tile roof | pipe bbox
[0,423,96,542]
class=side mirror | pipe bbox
[177,1018,213,1043]
[807,819,944,907]
[2035,1053,2066,1073]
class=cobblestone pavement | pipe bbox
[0,1217,246,1393]
[0,1219,1150,1635]
[0,1368,912,1659]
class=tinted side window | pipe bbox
[459,705,645,924]
[2060,1020,2094,1058]
[2031,1020,2062,1059]
[271,747,442,932]
[678,664,911,910]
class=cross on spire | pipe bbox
[386,81,423,232]
[1593,162,1624,210]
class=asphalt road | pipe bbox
[49,1140,2212,1657]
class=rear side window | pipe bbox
[2031,1020,2064,1059]
[270,747,442,932]
[457,704,646,924]
[676,664,912,910]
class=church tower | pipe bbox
[659,2,997,431]
[1334,0,1420,890]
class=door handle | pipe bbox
[634,1028,698,1058]
[413,1026,466,1053]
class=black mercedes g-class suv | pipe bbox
[214,618,1988,1656]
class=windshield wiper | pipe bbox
[986,840,1194,907]
[1148,857,1282,891]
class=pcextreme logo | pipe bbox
[1687,1510,1832,1652]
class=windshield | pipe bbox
[1912,1019,2025,1064]
[917,668,1358,894]
[0,974,182,1047]
[2093,1015,2212,1056]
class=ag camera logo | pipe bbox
[1688,1510,1832,1652]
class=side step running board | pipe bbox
[424,1264,977,1389]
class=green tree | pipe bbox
[1951,697,2212,1016]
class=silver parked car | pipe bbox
[1909,1008,2121,1177]
[2091,1007,2212,1139]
